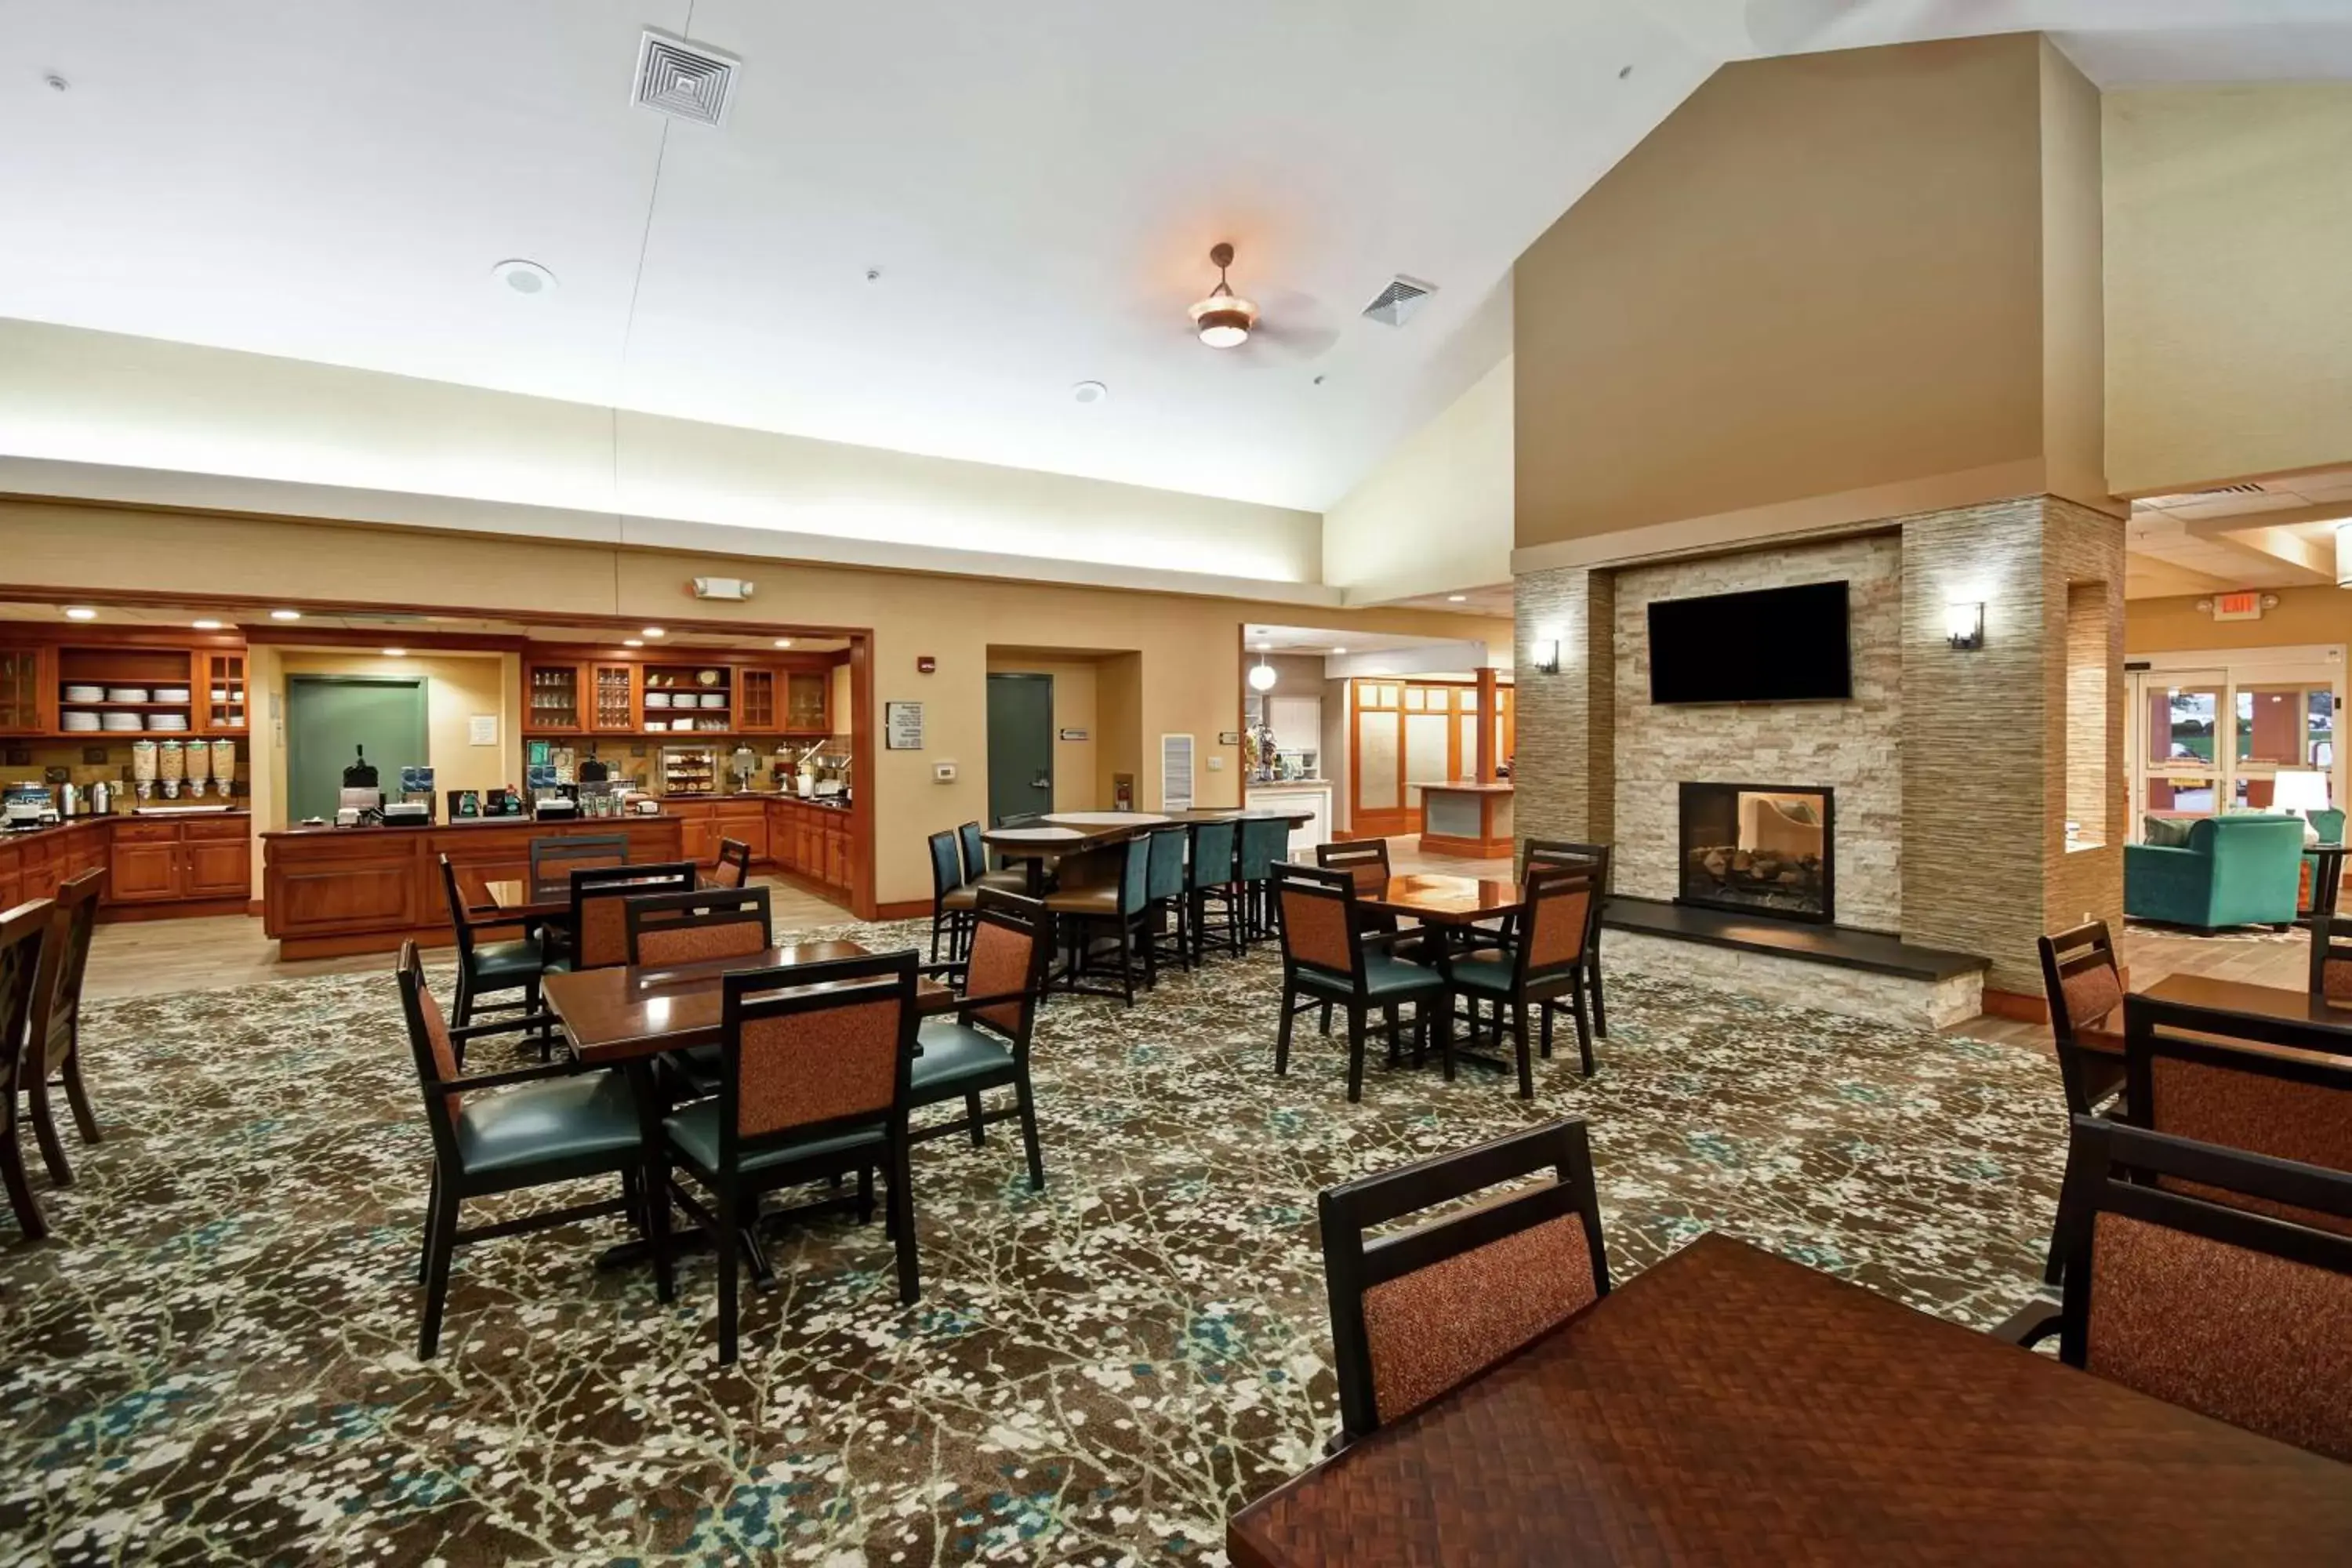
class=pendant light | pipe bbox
[1189,243,1259,349]
[1248,650,1278,692]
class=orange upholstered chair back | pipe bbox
[960,909,1044,1040]
[2128,1032,2352,1238]
[1314,839,1390,895]
[1275,864,1357,977]
[2052,1117,2352,1465]
[2310,914,2352,1004]
[394,941,464,1123]
[720,953,916,1149]
[626,886,774,967]
[1319,1120,1610,1443]
[1519,866,1595,972]
[570,862,695,971]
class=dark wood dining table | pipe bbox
[482,869,701,923]
[1355,873,1523,926]
[2125,971,2352,1057]
[1228,1234,2352,1566]
[541,939,956,1062]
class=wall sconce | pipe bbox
[1532,638,1561,674]
[1944,601,1985,652]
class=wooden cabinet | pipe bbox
[105,816,249,906]
[183,818,253,898]
[202,651,249,734]
[738,669,777,731]
[524,661,584,733]
[786,671,829,733]
[588,662,639,733]
[0,647,53,735]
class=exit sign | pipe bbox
[2213,590,2264,622]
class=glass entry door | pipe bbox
[2129,650,2343,840]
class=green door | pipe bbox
[986,673,1055,826]
[287,676,430,822]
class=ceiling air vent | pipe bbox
[633,31,739,128]
[1360,276,1437,328]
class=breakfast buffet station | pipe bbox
[0,626,253,921]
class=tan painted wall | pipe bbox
[0,499,1506,906]
[985,653,1102,811]
[2106,85,2352,496]
[1322,357,1514,597]
[2126,586,2352,655]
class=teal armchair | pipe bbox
[2124,814,2307,930]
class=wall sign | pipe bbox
[1219,731,1243,746]
[916,655,938,674]
[885,701,925,750]
[1058,727,1089,742]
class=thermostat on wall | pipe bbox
[934,761,956,782]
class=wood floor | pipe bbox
[82,873,854,1001]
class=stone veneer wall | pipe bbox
[2042,499,2128,947]
[1513,567,1613,848]
[1610,534,1902,931]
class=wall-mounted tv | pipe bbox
[1647,580,1852,704]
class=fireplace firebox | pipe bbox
[1678,782,1835,924]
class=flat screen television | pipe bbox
[1647,580,1851,704]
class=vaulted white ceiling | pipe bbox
[3,0,2345,516]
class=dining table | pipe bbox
[1354,872,1524,926]
[978,806,1319,895]
[1227,1233,2352,1566]
[482,868,697,923]
[2125,971,2352,1057]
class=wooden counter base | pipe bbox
[264,816,687,959]
[1418,782,1515,860]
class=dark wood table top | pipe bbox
[1356,873,1523,926]
[2129,971,2352,1050]
[541,940,953,1063]
[981,806,1316,858]
[1229,1234,2352,1567]
[483,869,696,922]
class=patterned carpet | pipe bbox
[1,920,2068,1566]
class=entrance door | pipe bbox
[986,673,1055,825]
[288,676,430,822]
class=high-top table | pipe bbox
[1229,1234,2352,1566]
[979,806,1318,895]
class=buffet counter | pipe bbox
[1418,782,1514,859]
[1,811,253,920]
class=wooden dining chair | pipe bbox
[913,889,1052,1189]
[2038,920,2129,1117]
[2308,913,2352,1003]
[0,900,53,1243]
[437,854,544,1028]
[1185,818,1244,963]
[1524,840,1613,1036]
[958,819,1027,893]
[928,829,979,964]
[1237,817,1291,944]
[1043,834,1152,1005]
[2123,1027,2352,1235]
[1273,862,1443,1102]
[713,837,754,889]
[1319,1120,1610,1448]
[2011,1116,2352,1464]
[1140,825,1192,981]
[1436,865,1602,1094]
[24,869,104,1185]
[530,833,630,884]
[396,942,643,1359]
[624,884,774,967]
[658,951,922,1366]
[560,862,696,973]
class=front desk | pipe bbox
[1419,782,1515,860]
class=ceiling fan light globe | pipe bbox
[1189,292,1258,348]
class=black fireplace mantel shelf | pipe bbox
[1601,896,1987,982]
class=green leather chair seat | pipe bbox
[1294,954,1445,1002]
[470,937,546,984]
[913,1021,1013,1090]
[662,1042,723,1099]
[456,1070,639,1176]
[662,1099,887,1177]
[1446,949,1519,996]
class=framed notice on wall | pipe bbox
[885,701,925,750]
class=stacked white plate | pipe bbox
[645,691,672,708]
[150,714,190,731]
[107,687,150,703]
[644,720,670,732]
[61,711,100,732]
[154,687,191,702]
[100,713,143,731]
[699,693,727,709]
[64,685,104,703]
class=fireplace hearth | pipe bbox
[1679,782,1835,924]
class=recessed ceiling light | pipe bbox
[43,72,68,93]
[623,639,644,648]
[773,638,793,648]
[193,619,224,631]
[1618,64,1633,79]
[641,626,665,638]
[1332,647,1348,655]
[63,606,96,621]
[1072,380,1108,405]
[382,648,408,658]
[492,259,557,297]
[270,608,302,621]
[1446,594,1468,603]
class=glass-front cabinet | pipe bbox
[202,652,248,733]
[0,647,49,734]
[786,671,829,733]
[524,662,583,733]
[2129,647,2343,839]
[589,662,638,733]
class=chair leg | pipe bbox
[888,1136,920,1306]
[1143,909,1159,991]
[452,965,475,1029]
[646,1154,675,1305]
[966,1090,986,1146]
[27,1080,72,1185]
[717,1186,741,1367]
[1276,992,1296,1076]
[1015,1069,1046,1192]
[418,1163,439,1284]
[1590,960,1609,1037]
[1117,922,1135,1007]
[857,1163,876,1224]
[1345,1006,1368,1103]
[61,1033,100,1144]
[1319,1001,1332,1036]
[1539,1002,1555,1061]
[929,913,945,965]
[1571,972,1595,1076]
[418,1177,457,1359]
[1383,1003,1401,1068]
[1512,1003,1534,1100]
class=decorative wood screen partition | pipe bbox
[1350,679,1514,839]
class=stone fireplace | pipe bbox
[1679,782,1835,924]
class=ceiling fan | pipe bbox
[1183,243,1340,364]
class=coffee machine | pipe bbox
[2,782,52,830]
